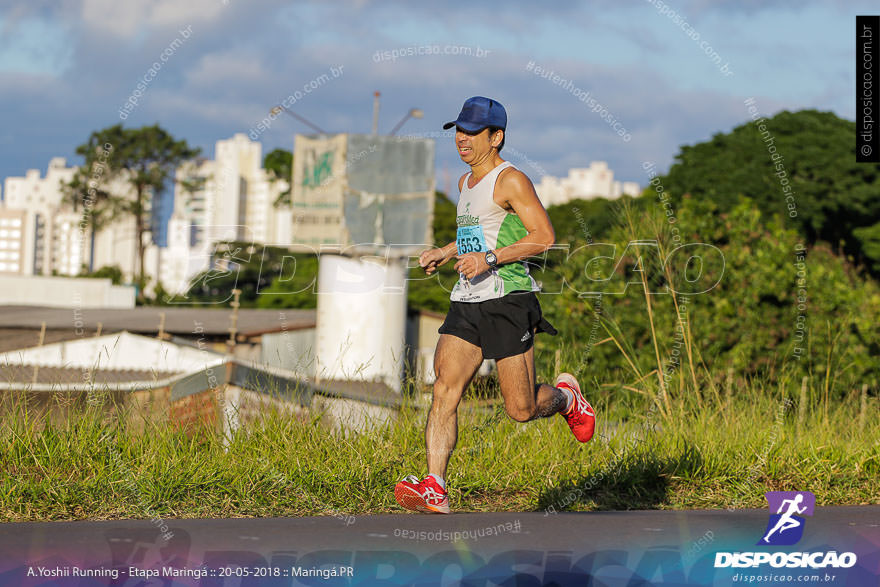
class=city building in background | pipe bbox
[1,157,140,280]
[174,133,291,248]
[0,135,291,296]
[153,133,290,293]
[0,209,26,275]
[535,161,640,206]
[2,157,77,276]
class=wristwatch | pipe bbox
[485,250,498,268]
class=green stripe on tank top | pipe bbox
[496,214,534,294]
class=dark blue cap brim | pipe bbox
[442,120,488,132]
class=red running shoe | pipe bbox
[556,372,596,442]
[394,475,450,514]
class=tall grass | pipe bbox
[0,374,877,522]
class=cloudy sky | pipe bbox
[0,0,870,194]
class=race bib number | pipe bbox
[456,225,487,254]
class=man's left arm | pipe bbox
[492,168,555,264]
[454,169,555,279]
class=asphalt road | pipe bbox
[1,506,878,586]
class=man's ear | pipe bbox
[492,129,504,148]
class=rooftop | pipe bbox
[0,365,179,385]
[0,306,316,337]
[0,331,224,376]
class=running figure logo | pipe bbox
[759,491,815,546]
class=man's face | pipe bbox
[455,127,500,163]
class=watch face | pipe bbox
[486,251,497,266]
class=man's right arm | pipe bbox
[420,173,467,274]
[420,241,457,275]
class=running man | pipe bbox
[394,96,596,514]
[762,493,808,543]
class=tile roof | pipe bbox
[0,365,180,385]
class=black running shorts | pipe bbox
[438,291,558,360]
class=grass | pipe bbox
[0,378,877,523]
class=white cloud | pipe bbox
[185,51,272,88]
[150,89,262,128]
[80,0,228,36]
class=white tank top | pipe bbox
[450,161,539,302]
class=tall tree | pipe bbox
[67,124,200,298]
[264,148,293,207]
[63,145,119,271]
[658,109,880,270]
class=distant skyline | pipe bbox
[0,1,870,192]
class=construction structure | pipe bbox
[290,133,435,393]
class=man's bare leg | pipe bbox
[495,344,568,421]
[426,334,484,479]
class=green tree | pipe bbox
[79,264,124,285]
[854,222,880,272]
[183,242,296,307]
[143,280,171,306]
[431,189,458,246]
[534,193,880,396]
[63,145,119,268]
[67,124,200,298]
[255,253,319,309]
[265,148,293,207]
[659,109,880,271]
[546,198,619,247]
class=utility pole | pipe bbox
[372,91,381,135]
[227,289,242,352]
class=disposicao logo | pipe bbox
[760,491,814,546]
[714,491,858,570]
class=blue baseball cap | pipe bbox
[442,96,507,132]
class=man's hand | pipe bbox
[454,251,490,280]
[419,247,452,275]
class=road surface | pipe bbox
[1,506,878,586]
